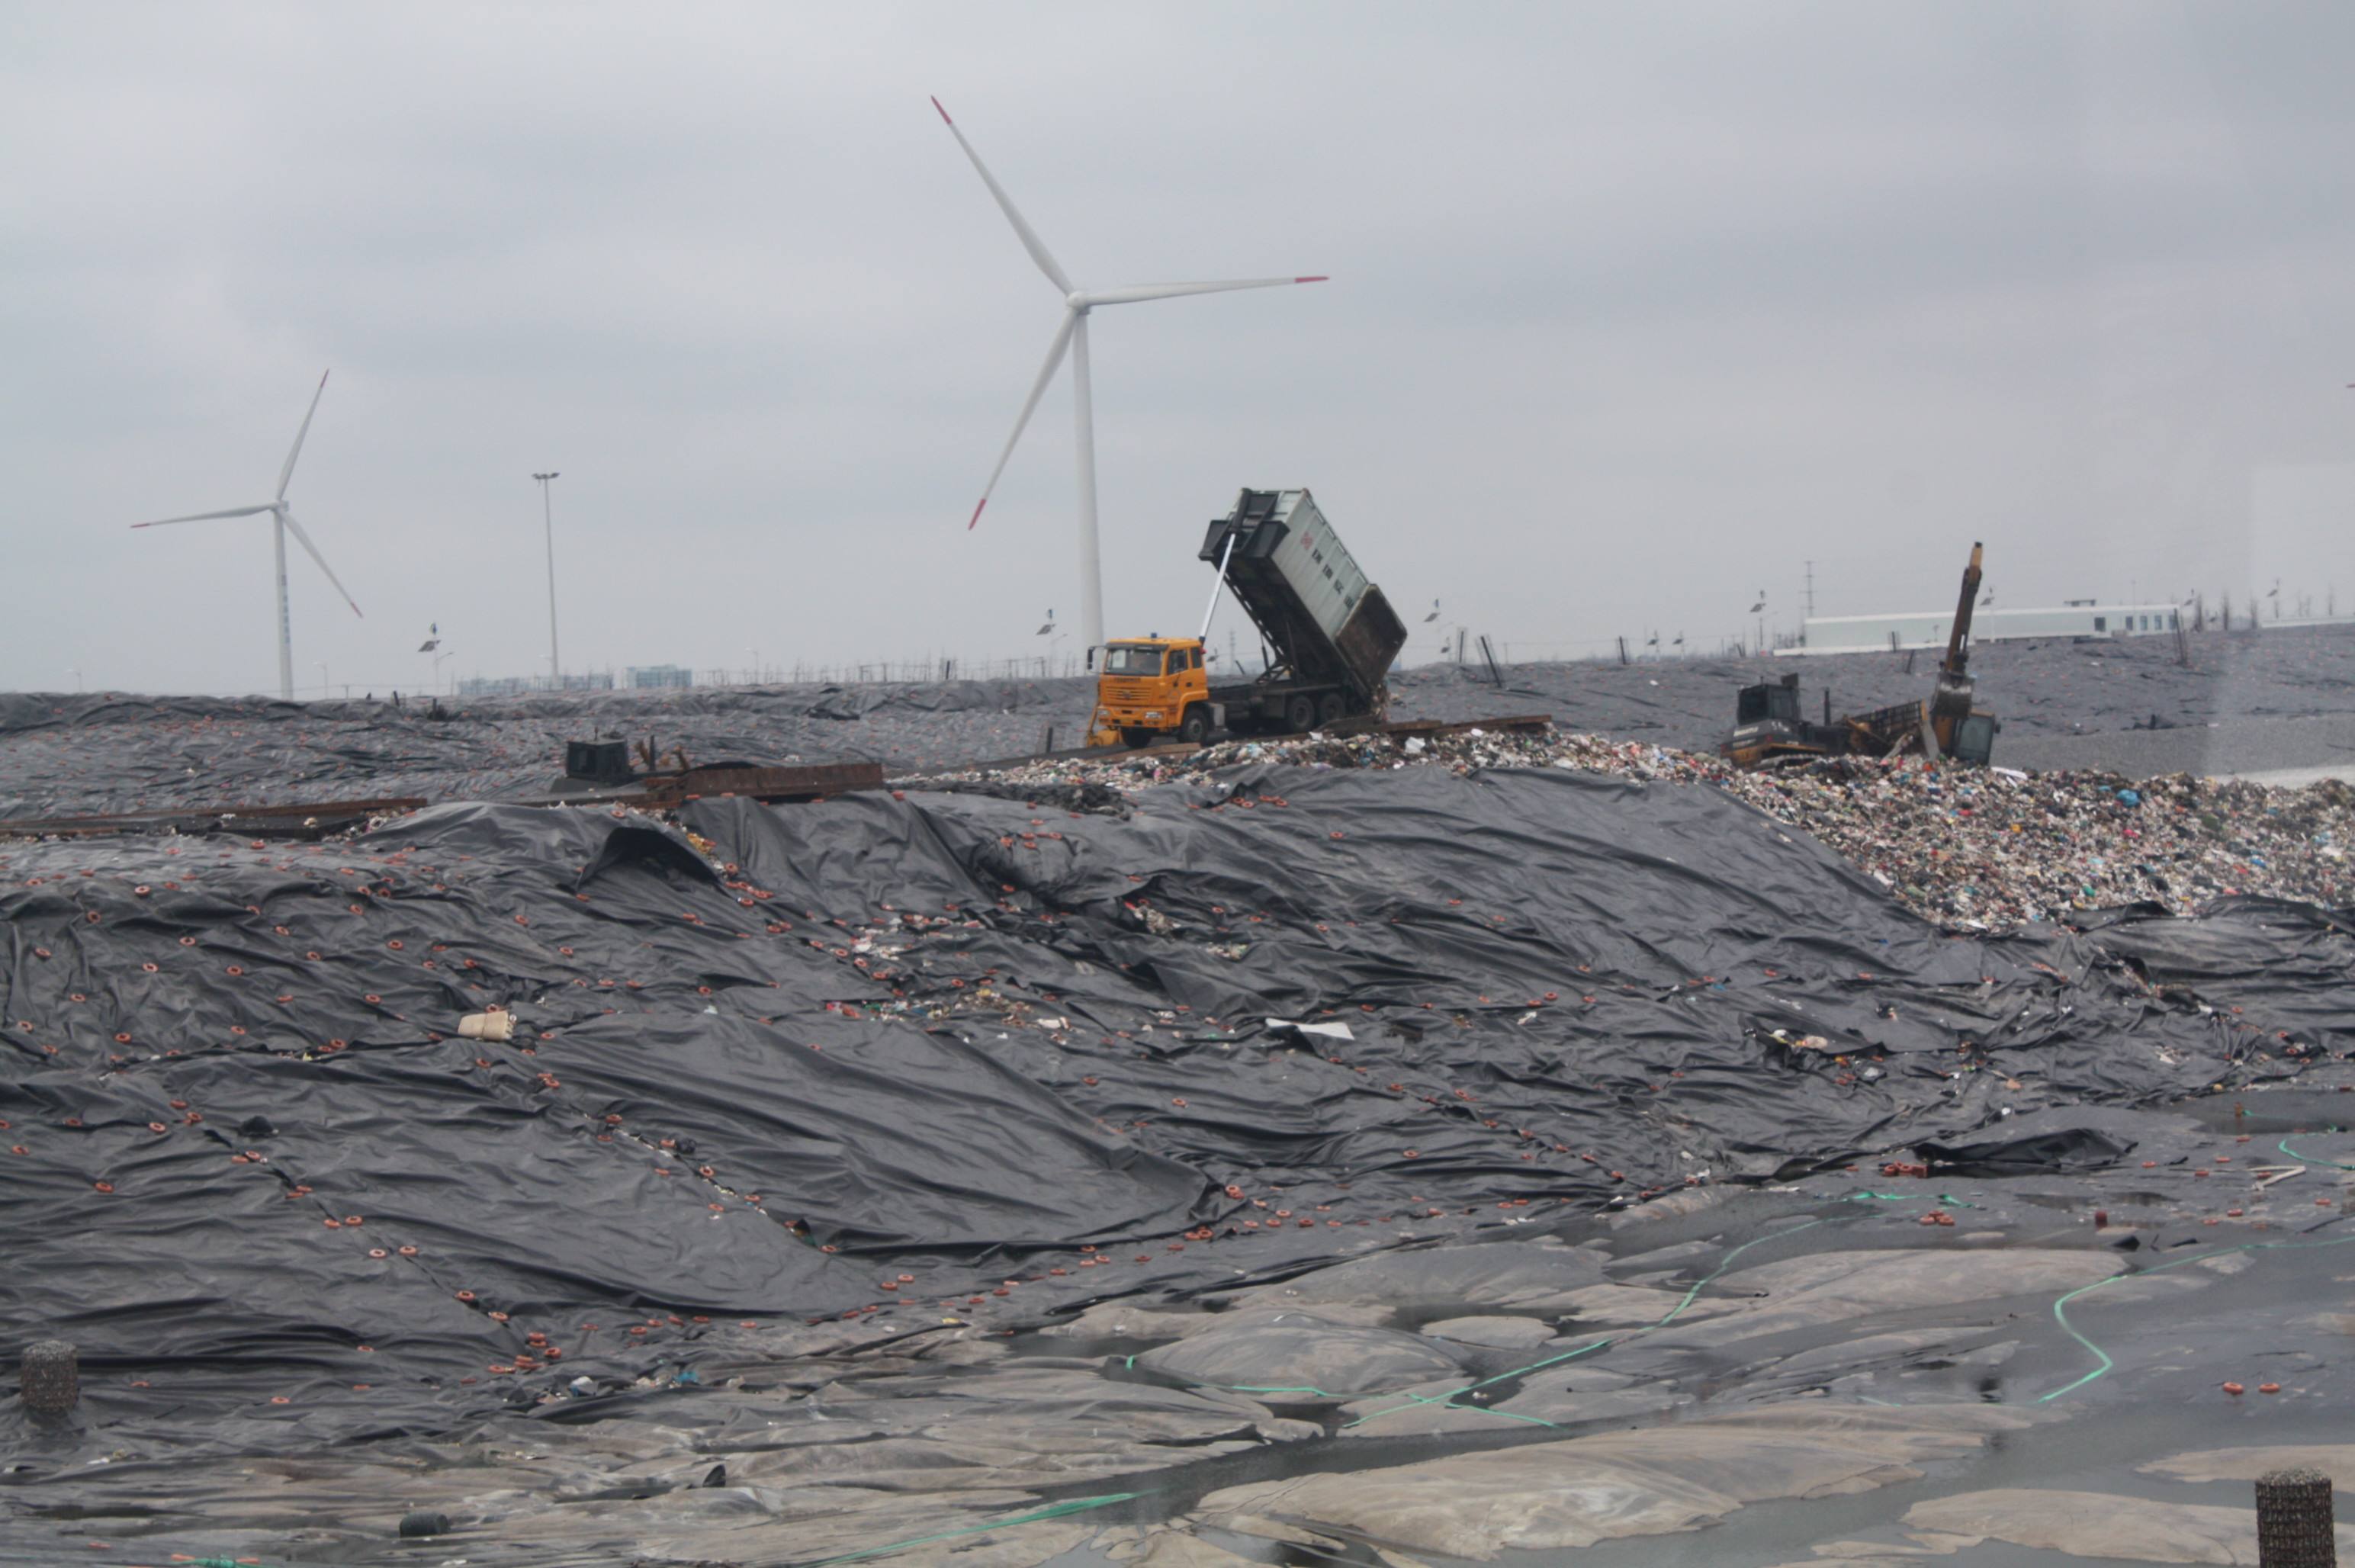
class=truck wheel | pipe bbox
[1318,692,1348,727]
[1120,728,1154,749]
[1178,708,1211,745]
[1284,694,1317,733]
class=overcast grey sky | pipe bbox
[5,2,2350,696]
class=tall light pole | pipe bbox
[533,472,561,687]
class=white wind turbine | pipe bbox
[130,371,363,701]
[935,97,1325,665]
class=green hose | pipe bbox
[804,1491,1142,1566]
[2035,1229,2355,1403]
[818,1178,2350,1563]
[2028,1129,2355,1401]
[2279,1133,2355,1172]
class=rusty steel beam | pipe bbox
[626,761,887,805]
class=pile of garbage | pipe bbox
[1730,757,2350,927]
[911,726,2353,930]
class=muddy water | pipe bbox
[1010,1128,2355,1566]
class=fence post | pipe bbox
[20,1341,77,1420]
[2255,1466,2336,1566]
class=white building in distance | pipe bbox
[1794,603,2186,654]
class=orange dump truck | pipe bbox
[1087,487,1409,749]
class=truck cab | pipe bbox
[1088,637,1213,748]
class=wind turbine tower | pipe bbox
[935,97,1325,665]
[129,371,363,700]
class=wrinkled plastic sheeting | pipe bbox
[0,766,2338,1452]
[0,679,1094,819]
[2081,898,2355,1050]
[1914,1125,2135,1177]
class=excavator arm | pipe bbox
[1929,542,1985,752]
[1942,542,1984,680]
[1724,541,1998,770]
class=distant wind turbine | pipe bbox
[934,96,1325,665]
[129,371,361,701]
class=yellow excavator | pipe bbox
[1724,544,1999,769]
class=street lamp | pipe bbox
[533,472,561,687]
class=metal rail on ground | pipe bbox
[0,718,1553,839]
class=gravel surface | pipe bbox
[1393,621,2355,753]
[2000,712,2355,784]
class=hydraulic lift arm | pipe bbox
[1929,542,1985,750]
[1942,543,1984,680]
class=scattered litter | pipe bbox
[1267,1019,1357,1043]
[457,1009,517,1043]
[911,726,2352,930]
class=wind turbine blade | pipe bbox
[130,504,275,528]
[280,509,364,619]
[1079,276,1327,307]
[275,369,330,501]
[968,308,1076,530]
[931,97,1072,294]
